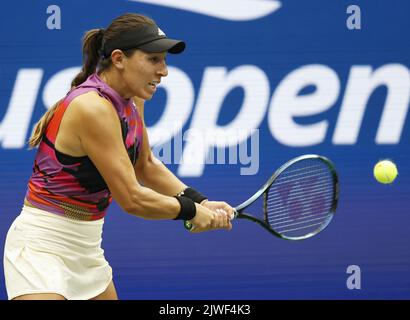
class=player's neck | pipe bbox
[99,69,133,100]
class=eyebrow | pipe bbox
[149,54,167,61]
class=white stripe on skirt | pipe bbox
[3,205,112,300]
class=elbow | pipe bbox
[122,202,149,219]
[118,188,145,217]
[120,189,156,220]
[122,199,145,218]
[121,202,139,216]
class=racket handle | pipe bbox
[184,220,194,231]
[184,209,237,231]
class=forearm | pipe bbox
[136,156,187,196]
[132,98,193,197]
[124,184,181,220]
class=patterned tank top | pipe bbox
[25,73,143,221]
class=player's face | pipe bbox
[122,50,168,100]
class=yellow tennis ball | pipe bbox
[373,160,398,184]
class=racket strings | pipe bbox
[268,199,331,222]
[270,215,329,229]
[269,166,327,180]
[280,222,325,234]
[268,188,333,207]
[265,158,335,239]
[271,169,330,187]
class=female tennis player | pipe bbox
[3,13,233,300]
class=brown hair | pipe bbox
[28,13,155,148]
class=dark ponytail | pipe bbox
[71,29,105,88]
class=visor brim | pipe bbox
[138,38,186,54]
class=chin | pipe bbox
[140,92,154,100]
[134,89,154,100]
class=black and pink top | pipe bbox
[25,73,143,221]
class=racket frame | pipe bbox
[236,154,339,240]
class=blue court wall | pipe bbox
[0,0,409,299]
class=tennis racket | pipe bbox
[185,154,339,240]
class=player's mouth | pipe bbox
[148,80,160,91]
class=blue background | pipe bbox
[0,0,409,299]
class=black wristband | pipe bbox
[173,196,196,221]
[179,187,208,204]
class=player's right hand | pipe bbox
[188,203,231,233]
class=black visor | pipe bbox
[101,24,185,58]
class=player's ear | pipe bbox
[111,49,125,70]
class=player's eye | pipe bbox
[149,56,160,63]
[148,55,167,64]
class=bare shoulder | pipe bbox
[70,91,117,120]
[55,91,120,157]
[66,91,123,145]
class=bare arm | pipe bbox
[73,92,181,220]
[131,97,232,231]
[133,97,189,196]
[71,93,229,232]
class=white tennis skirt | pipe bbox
[3,205,112,300]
